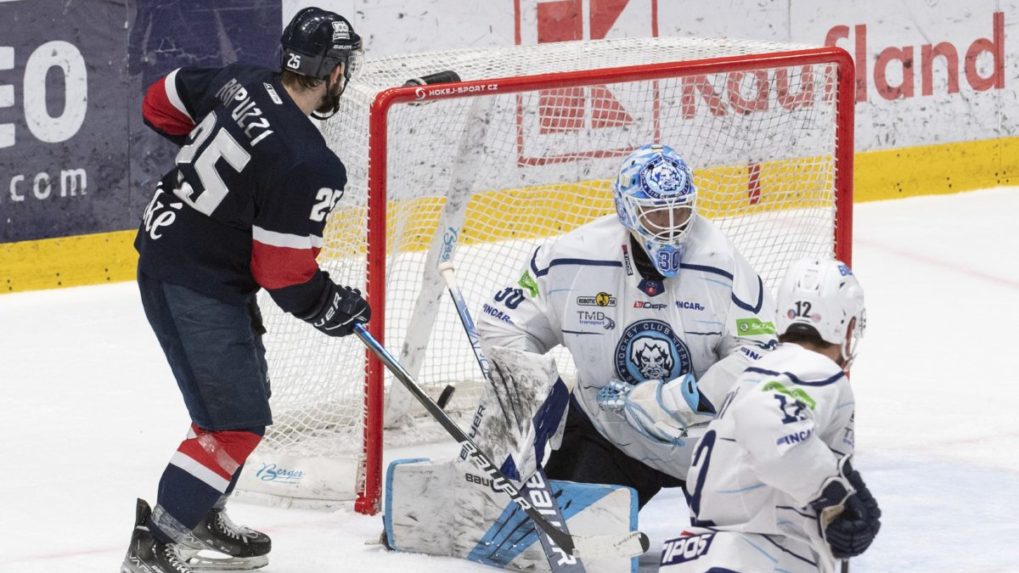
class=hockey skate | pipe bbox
[122,498,194,573]
[177,507,271,570]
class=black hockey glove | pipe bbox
[826,469,881,558]
[811,459,882,559]
[298,280,371,337]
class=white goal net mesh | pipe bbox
[241,36,851,510]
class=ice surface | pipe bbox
[2,187,1017,572]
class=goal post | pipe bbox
[236,37,855,515]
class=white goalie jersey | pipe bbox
[477,214,777,479]
[682,342,855,570]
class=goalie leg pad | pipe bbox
[385,458,638,573]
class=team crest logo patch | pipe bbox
[332,20,351,41]
[638,278,664,297]
[614,319,691,384]
[640,156,689,199]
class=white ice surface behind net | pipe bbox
[2,187,1018,573]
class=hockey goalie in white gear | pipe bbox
[662,257,881,573]
[478,143,777,505]
[384,346,639,573]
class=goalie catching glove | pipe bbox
[597,374,712,445]
[297,276,370,337]
[810,456,882,559]
[467,346,572,482]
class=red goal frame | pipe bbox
[355,46,855,514]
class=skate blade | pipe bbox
[179,549,269,571]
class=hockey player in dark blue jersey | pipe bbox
[123,8,368,573]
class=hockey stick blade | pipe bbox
[572,531,650,560]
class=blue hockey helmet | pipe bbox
[281,7,364,83]
[613,144,697,278]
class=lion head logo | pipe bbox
[614,319,691,384]
[631,339,674,379]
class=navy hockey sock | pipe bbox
[149,424,263,543]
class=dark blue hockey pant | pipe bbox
[136,270,271,542]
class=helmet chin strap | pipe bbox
[310,73,347,121]
[839,320,859,373]
[311,103,339,121]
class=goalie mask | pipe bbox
[777,257,867,368]
[613,144,697,278]
[280,7,364,118]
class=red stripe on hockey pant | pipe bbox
[142,76,194,136]
[251,240,321,290]
[176,425,263,483]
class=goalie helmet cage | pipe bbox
[238,37,854,515]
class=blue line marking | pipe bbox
[531,252,622,277]
[745,367,845,387]
[760,535,818,566]
[680,263,734,280]
[731,275,765,313]
[740,537,778,564]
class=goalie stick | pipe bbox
[353,323,649,560]
[437,258,586,572]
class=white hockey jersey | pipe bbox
[683,343,855,570]
[477,214,777,479]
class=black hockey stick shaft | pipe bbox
[353,322,579,555]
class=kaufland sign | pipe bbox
[512,0,837,165]
[507,0,1013,152]
[826,12,1005,102]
